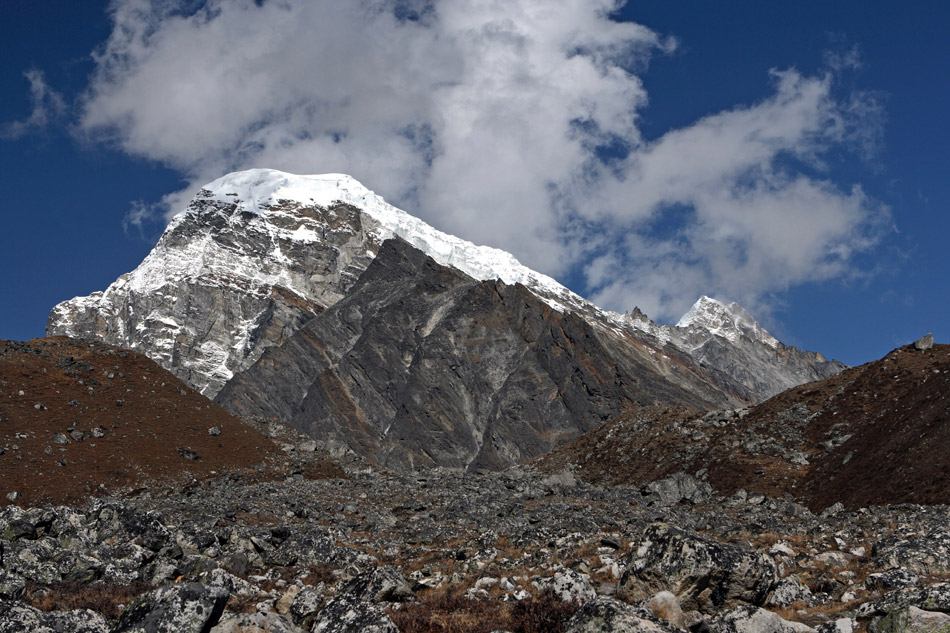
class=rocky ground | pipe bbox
[2,338,949,632]
[2,440,950,633]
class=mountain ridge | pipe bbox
[48,169,843,408]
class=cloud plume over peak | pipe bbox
[77,0,888,322]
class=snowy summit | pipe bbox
[676,296,780,349]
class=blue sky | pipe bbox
[1,0,947,366]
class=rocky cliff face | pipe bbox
[217,238,746,471]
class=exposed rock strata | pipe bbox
[217,239,738,471]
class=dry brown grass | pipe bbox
[388,588,580,633]
[26,581,153,619]
[774,597,865,627]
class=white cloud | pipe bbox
[78,0,888,323]
[1,70,66,139]
[583,69,889,321]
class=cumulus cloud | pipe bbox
[584,68,890,320]
[1,69,66,139]
[77,0,888,322]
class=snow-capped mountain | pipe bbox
[676,296,780,349]
[48,169,842,403]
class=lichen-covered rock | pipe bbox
[711,605,814,633]
[641,473,712,507]
[621,523,777,612]
[534,567,597,603]
[0,601,109,633]
[769,577,813,607]
[868,569,922,593]
[859,584,950,618]
[565,596,685,633]
[311,600,398,633]
[869,607,950,633]
[112,582,229,633]
[210,611,306,633]
[874,531,950,575]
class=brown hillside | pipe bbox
[535,342,950,511]
[0,337,286,507]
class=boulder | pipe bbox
[112,582,229,633]
[0,601,109,633]
[210,611,306,633]
[621,523,777,612]
[711,605,815,633]
[858,583,950,618]
[565,596,685,633]
[874,530,950,575]
[535,568,597,603]
[311,600,398,633]
[642,473,712,507]
[913,335,934,351]
[869,607,950,633]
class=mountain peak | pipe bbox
[676,295,779,349]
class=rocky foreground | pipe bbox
[2,441,950,633]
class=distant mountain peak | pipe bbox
[676,295,779,349]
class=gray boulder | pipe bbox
[858,583,950,618]
[869,607,950,633]
[112,582,229,633]
[874,530,950,575]
[565,596,685,633]
[642,473,712,507]
[311,600,398,633]
[210,611,306,633]
[711,605,814,633]
[913,334,934,351]
[621,523,777,613]
[0,601,109,633]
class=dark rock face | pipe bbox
[218,239,730,471]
